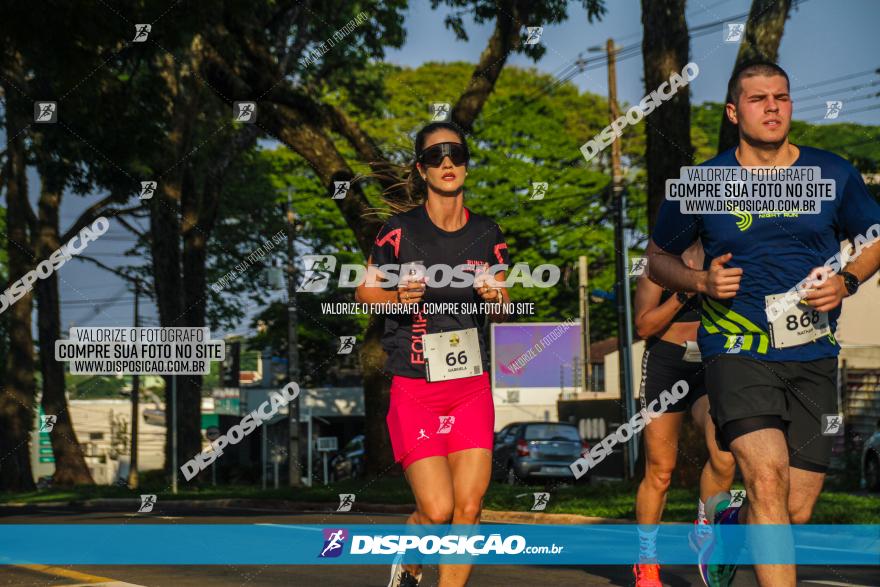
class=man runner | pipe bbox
[646,60,880,586]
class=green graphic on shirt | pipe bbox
[701,298,769,354]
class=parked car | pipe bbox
[329,434,366,482]
[492,421,590,485]
[861,420,880,492]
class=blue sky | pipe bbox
[29,0,880,338]
[385,0,880,124]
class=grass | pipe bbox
[3,477,878,523]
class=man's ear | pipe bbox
[725,102,738,125]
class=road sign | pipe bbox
[317,437,337,452]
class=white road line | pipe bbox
[803,580,876,587]
[256,523,323,532]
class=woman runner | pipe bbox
[631,242,736,587]
[356,121,511,587]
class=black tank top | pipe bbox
[646,291,701,349]
[659,289,701,323]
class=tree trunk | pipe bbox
[361,315,395,476]
[34,184,94,485]
[0,60,37,490]
[717,0,793,153]
[151,174,186,477]
[641,0,693,232]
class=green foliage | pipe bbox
[691,102,880,172]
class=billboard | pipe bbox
[491,322,583,395]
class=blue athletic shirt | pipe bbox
[652,145,880,362]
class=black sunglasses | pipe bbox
[417,142,469,167]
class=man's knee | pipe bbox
[745,463,789,503]
[788,504,814,524]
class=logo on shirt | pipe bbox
[375,228,402,258]
[731,208,752,232]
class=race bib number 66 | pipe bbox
[423,328,482,382]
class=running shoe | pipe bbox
[388,553,422,587]
[632,562,662,587]
[688,518,713,553]
[697,491,740,587]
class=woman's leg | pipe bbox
[441,447,492,587]
[402,456,455,576]
[690,395,736,503]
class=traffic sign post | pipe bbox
[317,436,337,486]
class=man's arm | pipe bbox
[804,238,880,312]
[646,239,742,299]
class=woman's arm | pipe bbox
[633,272,688,339]
[480,270,509,323]
[355,257,425,305]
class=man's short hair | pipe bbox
[726,60,790,105]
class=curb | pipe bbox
[0,498,630,524]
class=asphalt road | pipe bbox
[1,506,876,587]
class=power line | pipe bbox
[798,93,879,112]
[791,68,880,92]
[61,298,136,306]
[824,103,880,117]
[794,79,880,103]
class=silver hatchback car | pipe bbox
[492,421,590,484]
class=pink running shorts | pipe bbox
[386,372,494,471]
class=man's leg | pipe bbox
[788,467,825,524]
[782,356,837,524]
[729,426,794,587]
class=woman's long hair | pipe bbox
[376,121,470,215]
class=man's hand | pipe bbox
[705,252,742,299]
[801,266,847,312]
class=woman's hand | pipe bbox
[397,280,426,304]
[476,279,504,303]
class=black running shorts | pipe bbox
[705,354,838,471]
[639,339,707,414]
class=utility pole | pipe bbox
[606,37,637,479]
[127,278,141,488]
[287,187,302,487]
[171,374,177,494]
[578,256,591,393]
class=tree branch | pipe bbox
[452,0,523,133]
